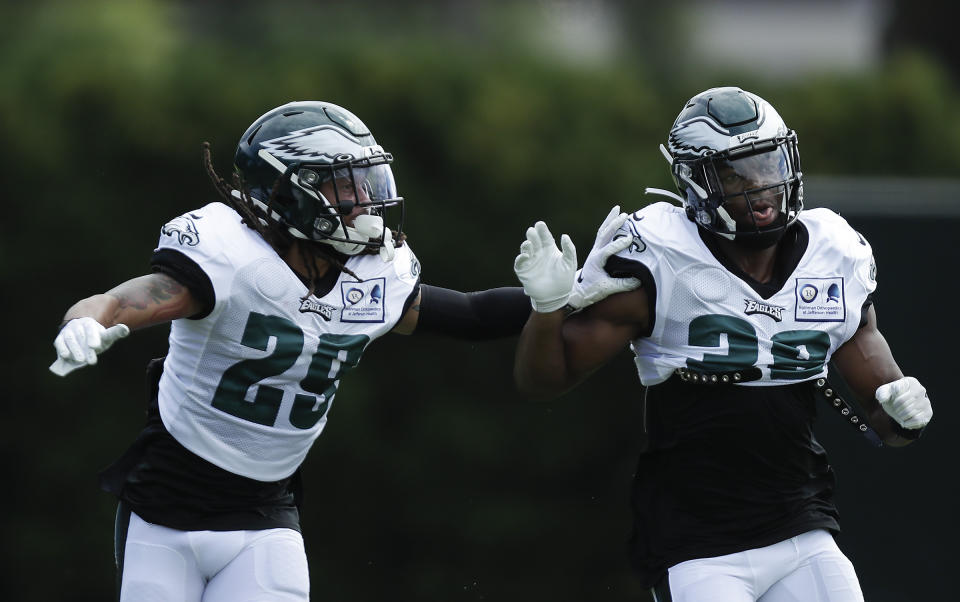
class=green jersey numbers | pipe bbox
[769,330,830,380]
[212,313,302,426]
[290,334,366,429]
[213,312,368,428]
[686,314,830,380]
[687,315,759,373]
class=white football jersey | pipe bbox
[154,202,420,481]
[577,202,876,386]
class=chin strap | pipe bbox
[644,187,684,205]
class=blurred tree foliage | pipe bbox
[3,1,959,601]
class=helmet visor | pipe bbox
[708,143,800,235]
[297,163,401,216]
[356,163,400,207]
[715,146,791,199]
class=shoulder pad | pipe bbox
[801,208,876,290]
[801,208,873,258]
[158,203,242,248]
[611,202,688,261]
[156,202,267,268]
[392,242,421,284]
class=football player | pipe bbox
[50,101,634,602]
[512,87,933,601]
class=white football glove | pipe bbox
[50,317,130,376]
[568,205,640,310]
[514,221,577,313]
[875,376,932,431]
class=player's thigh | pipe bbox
[759,533,863,602]
[201,527,309,602]
[660,555,756,602]
[118,510,205,602]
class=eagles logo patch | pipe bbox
[743,299,784,322]
[161,214,201,246]
[623,216,647,254]
[299,298,336,321]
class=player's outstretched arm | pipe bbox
[831,304,932,446]
[52,273,202,376]
[394,207,641,339]
[396,286,532,339]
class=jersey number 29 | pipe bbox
[212,312,368,428]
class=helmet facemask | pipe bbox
[676,134,803,247]
[249,141,404,257]
[286,158,404,255]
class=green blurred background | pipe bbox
[3,0,957,600]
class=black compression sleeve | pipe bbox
[415,285,531,340]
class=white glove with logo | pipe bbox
[514,221,577,313]
[568,205,640,310]
[875,376,932,430]
[50,317,130,376]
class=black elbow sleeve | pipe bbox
[416,285,531,340]
[151,248,216,319]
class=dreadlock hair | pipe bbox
[202,142,401,298]
[202,141,290,252]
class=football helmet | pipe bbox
[233,101,403,255]
[655,87,803,246]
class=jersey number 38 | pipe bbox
[686,315,831,380]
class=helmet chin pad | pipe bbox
[325,213,384,255]
[352,213,384,238]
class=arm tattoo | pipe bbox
[114,274,185,311]
[109,274,195,324]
